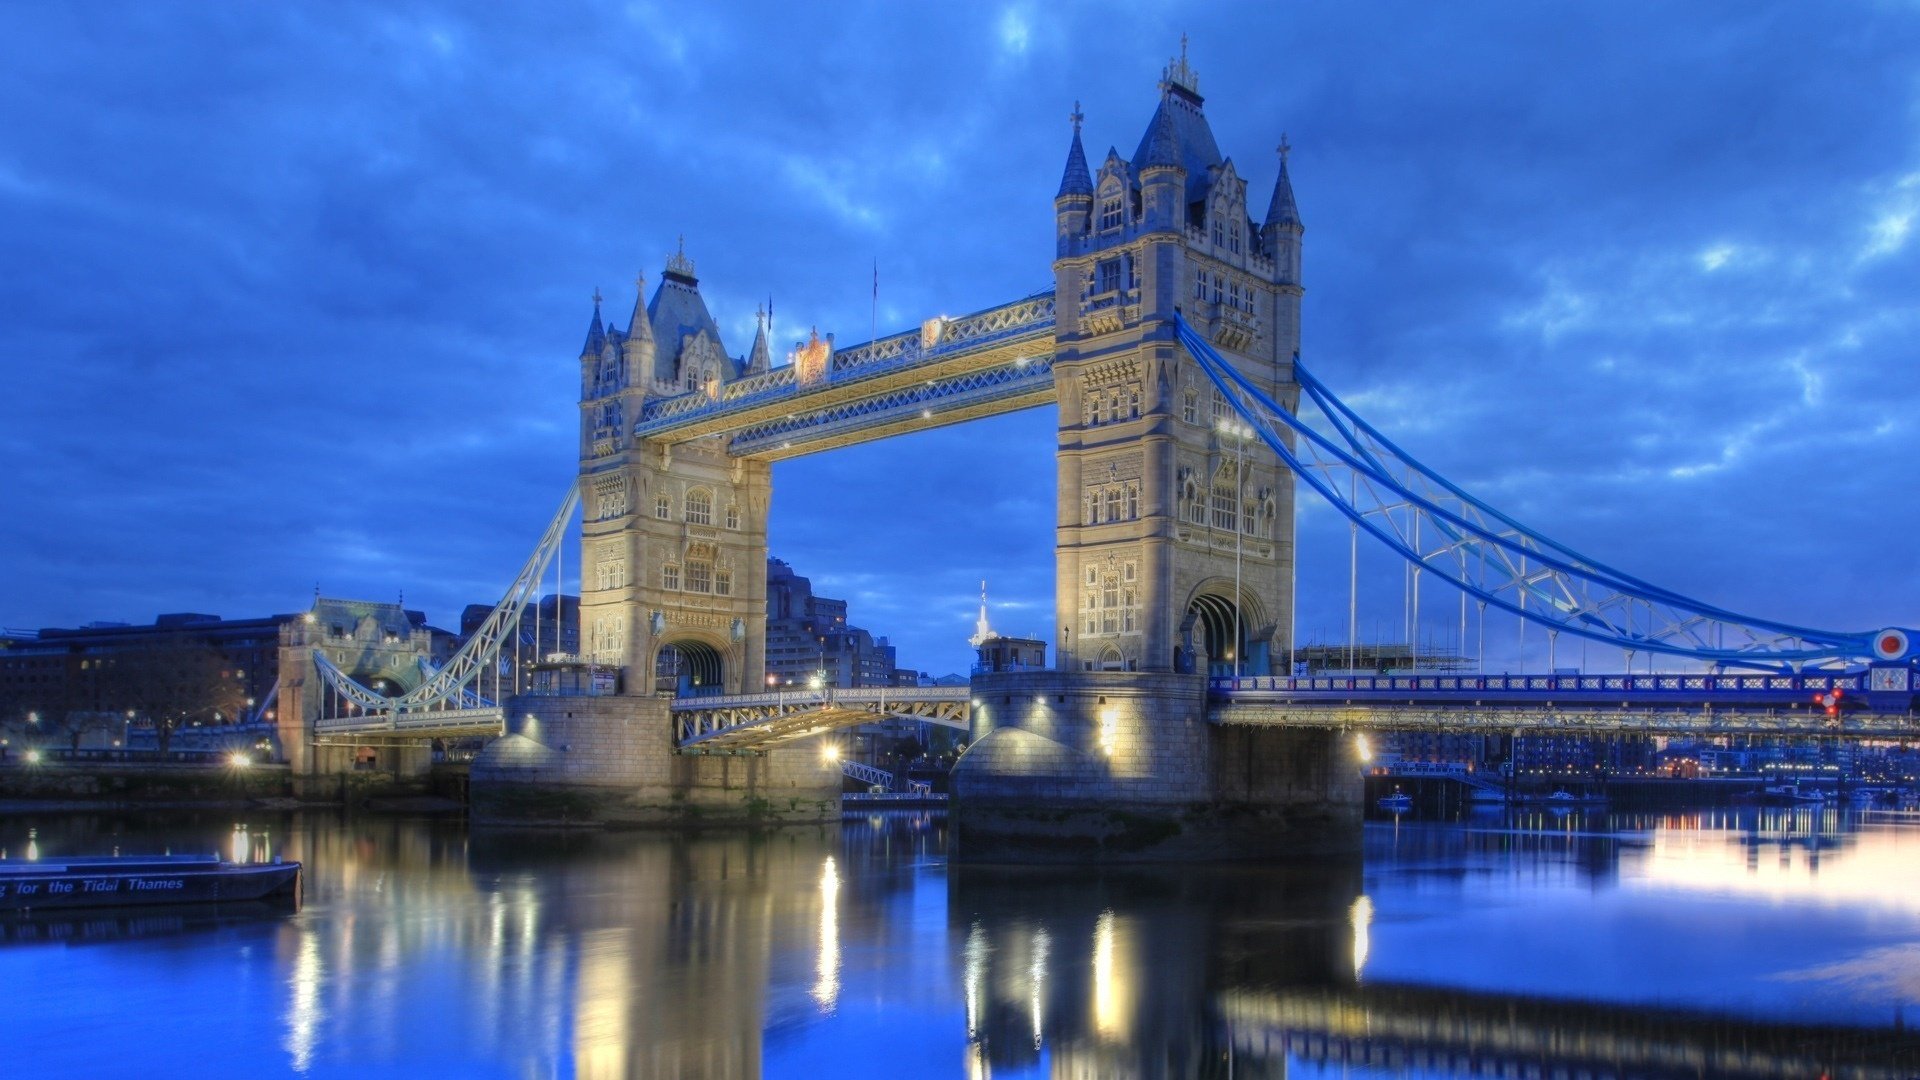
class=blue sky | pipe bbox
[2,2,1917,676]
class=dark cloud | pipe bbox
[1,1,1916,674]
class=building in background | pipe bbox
[764,558,901,689]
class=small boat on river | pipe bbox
[0,855,301,912]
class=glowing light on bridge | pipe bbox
[812,855,841,1012]
[1354,733,1372,763]
[1097,707,1119,756]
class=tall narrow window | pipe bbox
[724,504,740,530]
[663,564,681,590]
[1100,196,1124,231]
[1096,258,1121,294]
[1104,488,1122,522]
[655,495,671,520]
[1182,389,1199,425]
[686,559,712,593]
[1125,484,1139,520]
[715,568,733,596]
[1211,468,1240,531]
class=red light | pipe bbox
[1833,688,1843,699]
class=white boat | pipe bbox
[1543,790,1606,806]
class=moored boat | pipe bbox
[0,855,301,912]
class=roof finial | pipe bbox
[1162,34,1199,95]
[1278,133,1291,165]
[1070,100,1083,134]
[665,237,696,279]
[634,271,645,292]
[592,286,603,308]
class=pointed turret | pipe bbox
[1262,136,1304,289]
[746,305,772,374]
[580,289,606,358]
[625,272,653,346]
[1057,103,1093,198]
[1263,135,1300,229]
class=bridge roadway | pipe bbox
[1221,981,1920,1079]
[632,291,1057,460]
[671,687,970,753]
[1210,670,1920,739]
[313,705,505,744]
[306,670,1918,747]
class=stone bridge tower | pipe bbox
[1049,48,1302,678]
[952,50,1360,860]
[575,247,773,697]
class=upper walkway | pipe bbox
[631,291,1057,459]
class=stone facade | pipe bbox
[470,693,839,826]
[577,252,772,698]
[1049,55,1302,678]
[950,54,1357,861]
[953,670,1361,860]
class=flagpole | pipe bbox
[871,259,878,349]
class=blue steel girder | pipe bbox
[630,292,1056,457]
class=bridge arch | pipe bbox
[654,635,726,698]
[1181,580,1270,678]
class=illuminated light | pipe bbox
[230,752,253,768]
[822,744,840,763]
[1030,925,1050,1047]
[24,750,41,765]
[286,928,324,1071]
[1355,733,1373,763]
[1350,894,1374,976]
[1097,707,1119,757]
[963,924,987,1038]
[1091,909,1134,1040]
[812,856,841,1011]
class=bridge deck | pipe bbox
[672,687,969,753]
[313,706,505,742]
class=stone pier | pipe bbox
[469,693,840,827]
[951,671,1362,861]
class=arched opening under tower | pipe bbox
[361,675,407,698]
[1184,589,1268,678]
[654,639,724,698]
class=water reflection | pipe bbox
[0,809,1915,1077]
[947,860,1360,1078]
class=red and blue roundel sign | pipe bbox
[1872,628,1910,661]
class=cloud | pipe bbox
[2,1,1919,678]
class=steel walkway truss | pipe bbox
[673,687,970,753]
[631,292,1057,458]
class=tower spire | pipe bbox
[1264,134,1301,229]
[969,580,995,647]
[580,287,606,356]
[1057,100,1093,198]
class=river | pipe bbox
[0,806,1916,1077]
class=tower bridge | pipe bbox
[278,48,1917,848]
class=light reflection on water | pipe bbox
[0,807,1911,1077]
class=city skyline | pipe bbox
[4,4,1918,677]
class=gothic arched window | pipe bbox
[684,488,712,526]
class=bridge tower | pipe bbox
[952,50,1359,860]
[575,249,771,697]
[471,247,836,825]
[1050,50,1301,677]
